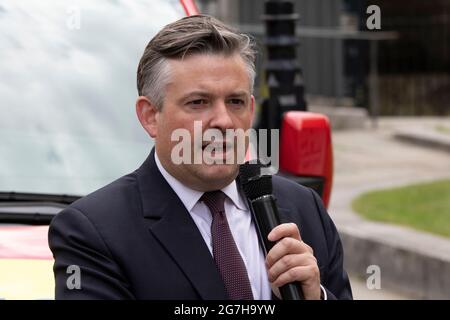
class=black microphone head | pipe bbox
[239,161,272,200]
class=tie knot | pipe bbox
[201,190,227,216]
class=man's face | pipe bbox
[153,53,254,191]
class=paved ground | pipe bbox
[348,275,411,300]
[329,117,450,299]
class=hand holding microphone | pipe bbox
[239,162,321,300]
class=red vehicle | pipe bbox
[0,0,190,300]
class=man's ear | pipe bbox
[136,96,159,138]
[250,95,255,125]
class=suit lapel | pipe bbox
[277,207,298,224]
[136,150,228,300]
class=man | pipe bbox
[49,15,352,300]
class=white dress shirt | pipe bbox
[155,153,272,299]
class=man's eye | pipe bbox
[228,99,245,106]
[188,99,208,105]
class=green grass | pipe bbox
[352,179,450,238]
[435,125,450,135]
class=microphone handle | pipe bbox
[251,195,304,300]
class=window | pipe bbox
[0,0,183,195]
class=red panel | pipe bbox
[0,226,52,260]
[280,111,333,208]
[180,0,200,16]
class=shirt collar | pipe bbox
[154,152,247,212]
[155,152,203,212]
[221,179,247,211]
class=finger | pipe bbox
[267,253,317,282]
[268,223,301,242]
[272,265,319,288]
[266,237,308,267]
[303,242,314,255]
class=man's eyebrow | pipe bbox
[178,91,211,102]
[227,91,250,98]
[178,90,250,101]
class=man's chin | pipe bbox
[195,163,239,189]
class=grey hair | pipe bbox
[137,15,257,110]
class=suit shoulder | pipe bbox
[68,171,140,220]
[272,174,315,200]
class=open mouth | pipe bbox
[201,141,233,152]
[201,141,236,162]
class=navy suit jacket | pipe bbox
[49,150,352,299]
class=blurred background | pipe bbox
[197,0,450,117]
[195,0,450,300]
[0,0,448,300]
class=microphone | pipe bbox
[239,161,304,300]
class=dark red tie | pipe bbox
[201,191,254,300]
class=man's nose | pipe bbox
[209,101,234,130]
